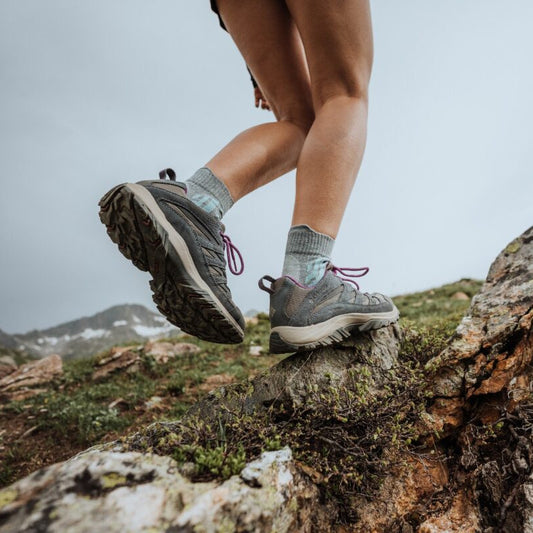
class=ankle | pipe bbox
[185,168,234,219]
[282,225,335,286]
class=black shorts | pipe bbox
[210,0,227,31]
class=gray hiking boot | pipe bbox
[259,264,399,353]
[99,168,245,344]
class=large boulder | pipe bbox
[0,448,326,533]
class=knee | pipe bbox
[282,110,315,136]
[266,89,314,136]
[275,104,314,136]
[312,69,371,111]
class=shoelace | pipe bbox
[330,264,369,290]
[158,168,244,276]
[221,233,244,275]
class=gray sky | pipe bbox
[1,1,532,334]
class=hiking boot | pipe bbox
[98,168,245,344]
[259,264,399,353]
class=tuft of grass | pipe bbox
[393,278,482,327]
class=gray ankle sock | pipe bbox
[282,225,335,286]
[185,167,234,219]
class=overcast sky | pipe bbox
[1,1,532,334]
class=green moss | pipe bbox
[505,240,521,254]
[100,472,127,489]
[0,488,17,509]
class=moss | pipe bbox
[505,240,521,254]
[100,472,127,489]
[0,488,18,509]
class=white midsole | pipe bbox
[271,309,399,346]
[125,183,244,336]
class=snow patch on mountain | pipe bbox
[3,305,181,360]
[132,324,175,337]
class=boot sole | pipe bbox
[269,309,399,354]
[98,183,244,344]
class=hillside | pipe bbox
[0,279,480,489]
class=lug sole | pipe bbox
[269,310,399,354]
[98,183,244,344]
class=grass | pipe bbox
[0,280,481,490]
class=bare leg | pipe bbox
[206,0,314,201]
[286,0,373,238]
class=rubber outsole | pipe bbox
[269,312,399,354]
[98,184,244,344]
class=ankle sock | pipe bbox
[282,225,335,286]
[185,167,234,220]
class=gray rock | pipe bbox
[0,448,322,533]
[189,323,401,425]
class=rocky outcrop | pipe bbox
[0,227,531,532]
[92,342,202,380]
[347,226,533,532]
[427,228,533,435]
[92,346,142,381]
[144,341,201,363]
[0,354,63,401]
[0,448,326,533]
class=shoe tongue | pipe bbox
[150,181,187,197]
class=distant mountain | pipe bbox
[4,305,180,360]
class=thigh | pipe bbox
[285,0,373,107]
[215,0,314,128]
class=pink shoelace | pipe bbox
[221,233,244,275]
[330,264,369,290]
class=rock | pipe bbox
[249,344,263,356]
[92,346,141,381]
[144,396,164,410]
[144,341,200,363]
[0,448,326,533]
[450,291,470,301]
[190,324,401,425]
[350,454,449,532]
[0,354,62,401]
[524,472,533,533]
[427,226,533,435]
[418,491,481,532]
[0,356,17,380]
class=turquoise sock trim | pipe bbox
[185,167,234,219]
[282,225,335,286]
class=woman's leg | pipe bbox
[260,2,398,354]
[204,0,314,201]
[285,0,374,239]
